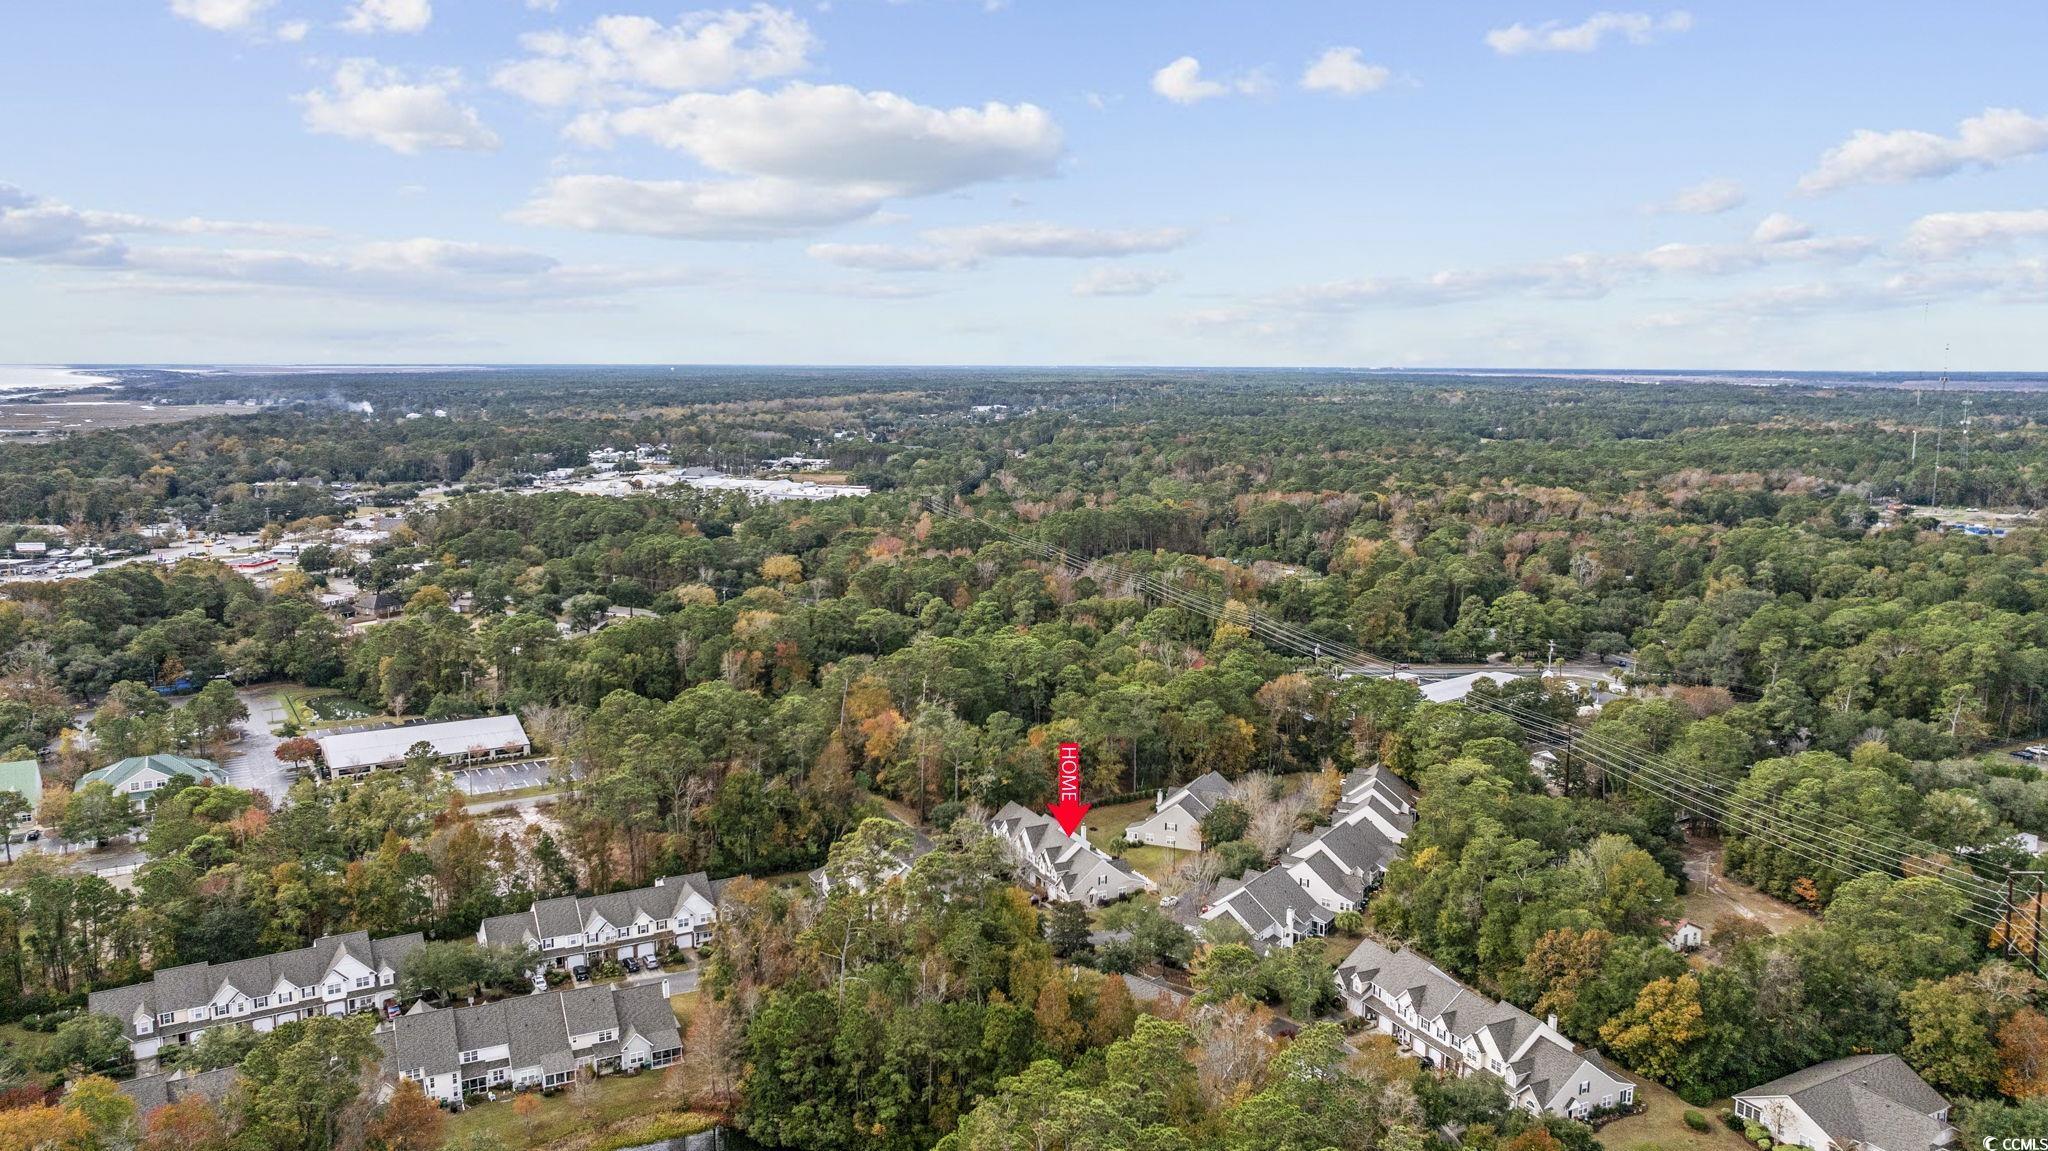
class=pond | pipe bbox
[302,694,376,721]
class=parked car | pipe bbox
[644,954,662,970]
[571,965,590,983]
[621,956,641,974]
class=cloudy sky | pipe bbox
[3,2,2047,368]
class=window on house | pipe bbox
[461,1050,479,1064]
[158,1012,175,1025]
[254,996,269,1008]
[1579,1081,1590,1095]
[596,1030,615,1043]
[354,976,371,989]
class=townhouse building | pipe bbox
[88,930,422,1064]
[476,873,722,974]
[1202,766,1413,947]
[1123,771,1234,851]
[380,981,683,1105]
[1336,936,1635,1121]
[990,802,1155,905]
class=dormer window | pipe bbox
[157,1012,175,1026]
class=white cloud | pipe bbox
[493,6,816,107]
[582,84,1058,192]
[1,182,706,304]
[1902,209,2048,259]
[0,182,327,266]
[300,60,500,154]
[341,0,431,34]
[511,174,884,239]
[1300,47,1391,96]
[1751,212,1812,244]
[276,19,309,41]
[1073,267,1177,297]
[527,82,1061,240]
[923,221,1189,258]
[807,221,1191,271]
[1645,178,1745,215]
[805,243,972,272]
[1151,56,1266,105]
[1798,107,2048,194]
[168,0,275,32]
[1485,10,1692,55]
[1199,228,1876,327]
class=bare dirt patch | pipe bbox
[1681,833,1815,938]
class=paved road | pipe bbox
[218,686,300,802]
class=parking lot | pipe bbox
[450,759,556,796]
[218,686,301,802]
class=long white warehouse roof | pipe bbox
[317,714,530,772]
[1418,670,1523,704]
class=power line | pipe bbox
[927,499,2031,943]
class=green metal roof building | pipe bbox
[0,758,40,816]
[77,754,226,804]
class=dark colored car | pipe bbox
[621,956,641,974]
[571,965,590,983]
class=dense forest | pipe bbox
[3,370,2046,1148]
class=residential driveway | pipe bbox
[450,759,555,796]
[218,686,300,803]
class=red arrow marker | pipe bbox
[1047,741,1091,835]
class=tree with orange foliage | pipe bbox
[0,1102,92,1151]
[366,1078,445,1151]
[1999,1008,2048,1099]
[1504,1126,1566,1151]
[512,1093,543,1141]
[139,1093,232,1151]
[275,736,321,772]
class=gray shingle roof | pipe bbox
[481,876,707,953]
[116,1067,237,1116]
[1739,1055,1952,1151]
[1213,866,1332,936]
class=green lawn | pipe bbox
[1596,1079,1752,1151]
[439,994,714,1151]
[1082,797,1158,845]
[1086,796,1198,886]
[0,1021,55,1086]
[442,1070,712,1151]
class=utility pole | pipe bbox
[1931,348,1948,506]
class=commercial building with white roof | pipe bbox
[315,714,531,777]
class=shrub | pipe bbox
[1684,1111,1710,1133]
[1332,910,1366,935]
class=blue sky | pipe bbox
[3,1,2047,368]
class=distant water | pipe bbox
[0,365,117,394]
